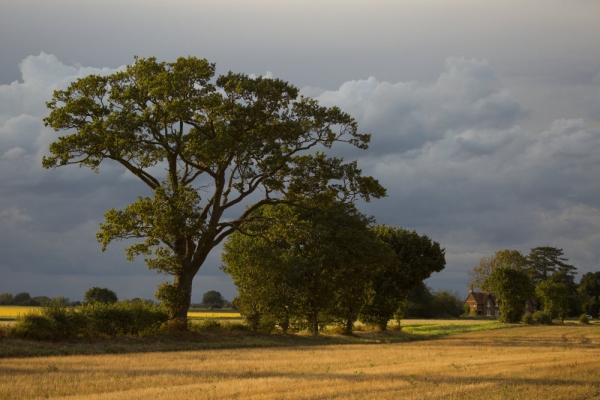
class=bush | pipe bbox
[10,299,168,340]
[522,313,534,325]
[532,311,553,325]
[11,314,58,340]
[192,318,222,332]
[579,314,590,324]
[11,300,84,340]
[79,300,168,337]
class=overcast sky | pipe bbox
[1,0,600,302]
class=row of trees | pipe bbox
[0,287,119,307]
[402,283,465,319]
[0,292,76,307]
[469,247,599,322]
[221,204,445,334]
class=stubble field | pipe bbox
[1,324,599,400]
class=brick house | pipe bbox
[464,284,538,317]
[464,285,499,317]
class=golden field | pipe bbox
[1,325,599,399]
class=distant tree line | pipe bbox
[0,292,79,307]
[402,283,465,319]
[469,247,600,323]
[221,204,446,334]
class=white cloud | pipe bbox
[312,58,527,156]
[0,206,32,224]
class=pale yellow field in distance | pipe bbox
[0,306,40,318]
[1,325,599,399]
[0,306,240,319]
[187,310,241,319]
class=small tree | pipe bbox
[469,249,528,292]
[0,293,13,305]
[83,287,118,304]
[359,225,445,331]
[223,203,389,335]
[202,291,225,310]
[489,267,532,323]
[12,292,32,306]
[578,271,600,317]
[535,279,569,322]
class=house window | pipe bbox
[487,308,491,316]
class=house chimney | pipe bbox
[469,283,473,293]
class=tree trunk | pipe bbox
[308,314,319,335]
[160,271,195,331]
[344,317,354,335]
[378,317,388,332]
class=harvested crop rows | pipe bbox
[2,325,599,399]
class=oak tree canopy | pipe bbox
[42,56,386,327]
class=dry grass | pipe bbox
[1,325,599,399]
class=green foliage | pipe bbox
[489,267,532,323]
[579,271,600,317]
[0,292,13,305]
[431,290,464,318]
[192,318,222,332]
[463,303,472,317]
[223,203,387,335]
[579,314,590,324]
[11,300,85,340]
[403,282,435,318]
[535,278,569,322]
[155,282,188,322]
[83,287,118,304]
[360,225,445,331]
[522,313,534,325]
[469,249,528,292]
[43,55,385,326]
[527,247,576,285]
[12,314,60,340]
[12,292,32,305]
[11,300,168,340]
[531,311,553,325]
[202,291,225,310]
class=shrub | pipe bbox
[11,314,58,340]
[11,299,168,340]
[522,313,534,325]
[11,301,84,340]
[532,311,553,325]
[579,314,590,324]
[79,301,168,337]
[192,318,222,332]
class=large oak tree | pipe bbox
[42,56,385,327]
